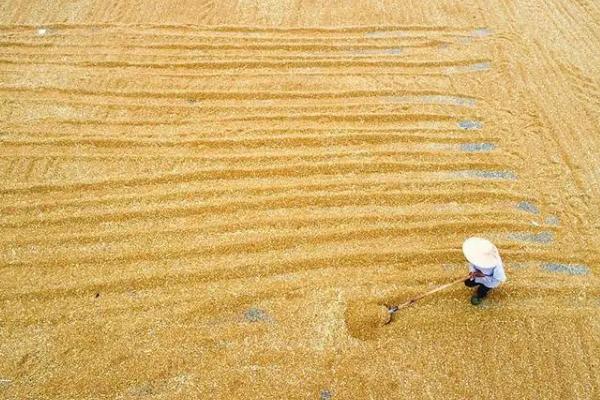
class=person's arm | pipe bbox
[468,263,478,279]
[474,267,504,288]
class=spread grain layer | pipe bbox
[1,1,600,399]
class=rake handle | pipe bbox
[388,275,469,314]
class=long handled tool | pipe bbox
[384,275,469,324]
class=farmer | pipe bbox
[462,237,506,305]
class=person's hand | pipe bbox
[472,271,485,278]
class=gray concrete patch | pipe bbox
[320,389,333,400]
[423,95,477,107]
[384,48,402,55]
[244,307,270,322]
[458,120,483,130]
[446,62,491,74]
[471,28,492,37]
[508,231,553,244]
[516,201,540,214]
[457,170,517,180]
[384,95,476,107]
[459,143,495,152]
[352,48,402,56]
[364,31,408,38]
[470,62,492,71]
[542,263,589,276]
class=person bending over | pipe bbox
[462,237,507,305]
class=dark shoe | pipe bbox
[470,295,482,305]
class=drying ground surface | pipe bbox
[1,1,600,399]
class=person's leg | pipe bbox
[469,283,491,305]
[464,279,477,287]
[476,285,491,298]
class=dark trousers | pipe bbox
[464,279,491,298]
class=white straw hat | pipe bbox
[462,237,500,269]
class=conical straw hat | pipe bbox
[462,237,500,269]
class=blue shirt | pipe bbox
[468,259,507,288]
